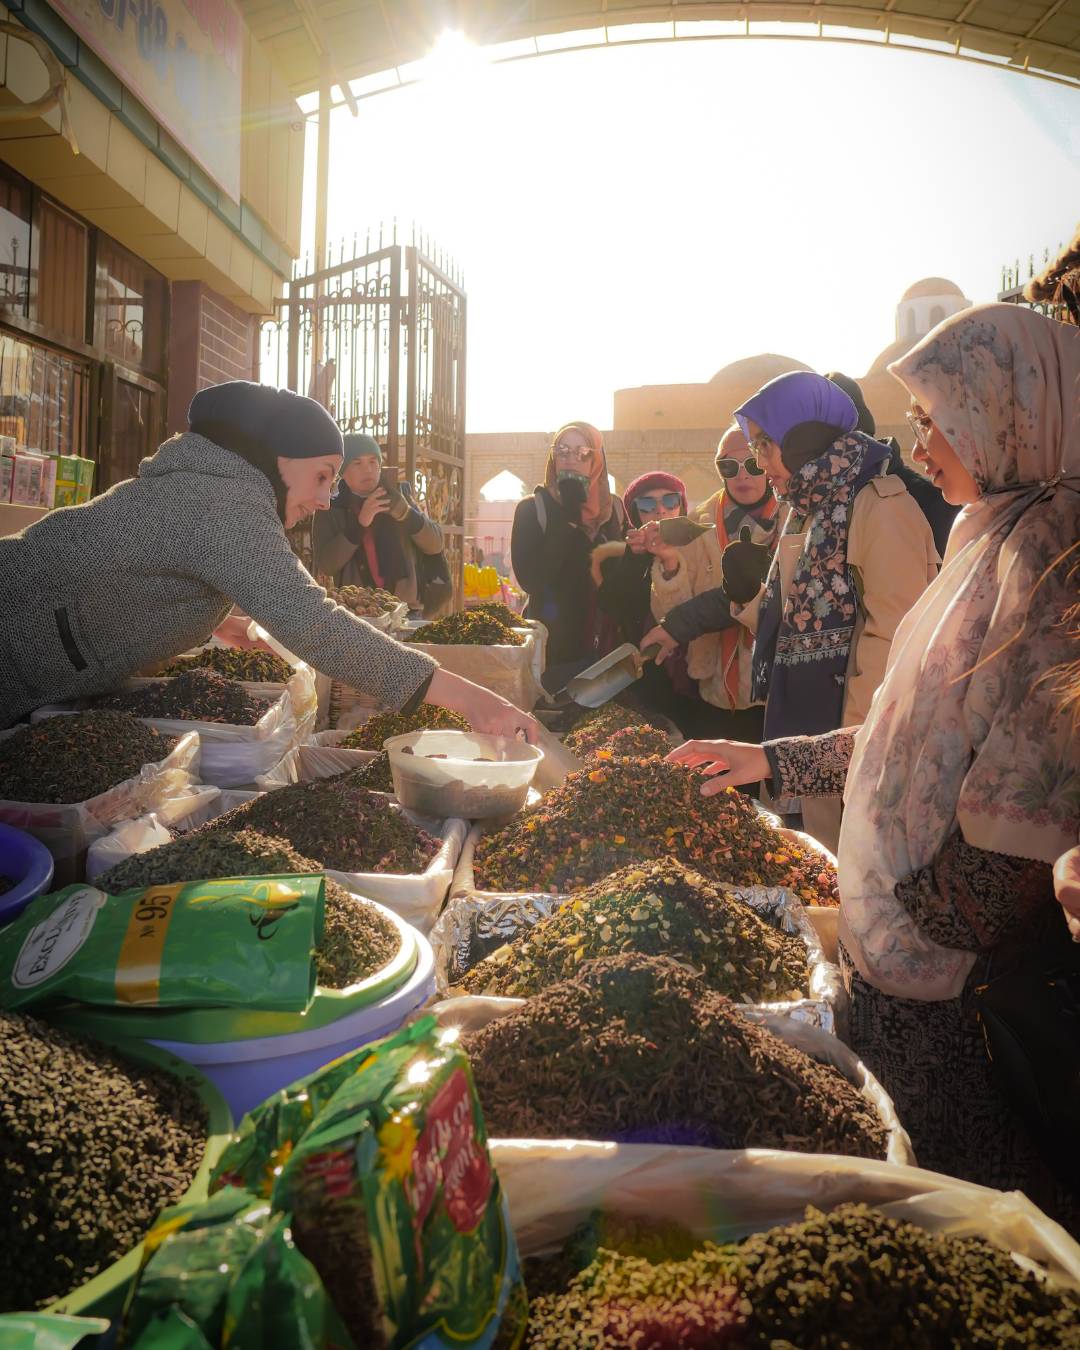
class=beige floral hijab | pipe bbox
[838,303,1080,1000]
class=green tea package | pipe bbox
[0,875,324,1013]
[122,1187,353,1350]
[0,1313,109,1349]
[272,1017,527,1350]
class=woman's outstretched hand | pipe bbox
[1054,845,1080,942]
[424,668,539,744]
[665,739,769,797]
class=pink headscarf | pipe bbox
[838,303,1080,1001]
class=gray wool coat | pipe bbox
[0,433,438,729]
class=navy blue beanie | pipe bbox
[188,381,343,461]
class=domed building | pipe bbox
[613,353,812,432]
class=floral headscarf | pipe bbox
[543,421,616,539]
[838,303,1080,1001]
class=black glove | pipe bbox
[721,527,771,604]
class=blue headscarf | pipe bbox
[735,372,859,471]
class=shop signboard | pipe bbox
[48,0,243,202]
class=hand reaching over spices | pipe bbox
[1054,844,1080,942]
[639,623,679,665]
[666,739,770,797]
[212,613,275,652]
[424,668,539,744]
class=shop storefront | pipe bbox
[0,0,304,530]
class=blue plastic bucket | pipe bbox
[0,821,56,926]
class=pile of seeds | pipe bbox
[584,723,672,762]
[406,611,524,646]
[95,669,271,726]
[0,712,172,804]
[160,648,294,683]
[0,1010,207,1311]
[563,704,666,760]
[472,758,839,904]
[737,1203,1080,1348]
[198,772,440,874]
[525,1205,1080,1349]
[340,704,470,750]
[463,953,886,1155]
[526,1214,745,1349]
[456,858,808,1002]
[324,582,401,618]
[97,828,401,989]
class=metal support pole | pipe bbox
[312,58,331,383]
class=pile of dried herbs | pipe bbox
[463,953,886,1156]
[347,749,395,792]
[160,648,294,683]
[406,610,524,646]
[95,670,271,725]
[199,771,441,875]
[324,582,400,618]
[473,601,522,628]
[97,827,401,989]
[525,1205,1080,1349]
[472,757,839,904]
[585,723,672,761]
[456,858,808,1002]
[340,704,470,750]
[0,1010,207,1311]
[563,704,666,760]
[0,712,172,804]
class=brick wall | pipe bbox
[167,281,259,434]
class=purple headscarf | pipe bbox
[735,372,859,450]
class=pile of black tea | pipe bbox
[96,669,271,725]
[340,705,470,751]
[456,858,808,1003]
[0,1010,207,1311]
[97,827,401,989]
[463,953,886,1156]
[0,712,172,803]
[160,648,294,683]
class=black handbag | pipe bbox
[973,905,1080,1190]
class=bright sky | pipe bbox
[304,35,1080,433]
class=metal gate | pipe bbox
[261,236,467,601]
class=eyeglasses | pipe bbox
[716,455,765,479]
[906,410,934,448]
[554,443,592,463]
[635,491,683,514]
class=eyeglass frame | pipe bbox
[553,442,593,463]
[634,491,684,514]
[906,409,934,448]
[715,454,766,479]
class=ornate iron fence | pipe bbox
[261,235,467,601]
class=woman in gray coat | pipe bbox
[0,381,536,738]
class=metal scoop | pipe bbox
[562,643,661,709]
[655,516,714,547]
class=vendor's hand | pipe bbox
[626,527,650,555]
[640,623,679,665]
[666,739,769,797]
[357,489,392,528]
[213,614,274,652]
[424,668,539,744]
[1053,845,1080,942]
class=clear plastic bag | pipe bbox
[85,784,222,882]
[490,1140,1080,1288]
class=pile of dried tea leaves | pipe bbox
[324,582,401,618]
[340,705,470,750]
[473,601,522,628]
[463,953,886,1156]
[0,1010,207,1311]
[95,669,271,726]
[525,1205,1080,1350]
[347,749,395,793]
[0,712,173,804]
[199,772,440,875]
[584,723,673,762]
[473,757,839,904]
[406,611,524,646]
[160,648,294,683]
[563,704,664,760]
[456,858,808,1003]
[97,827,401,989]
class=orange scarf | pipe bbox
[715,488,779,708]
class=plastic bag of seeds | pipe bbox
[268,1016,528,1349]
[122,1186,354,1350]
[0,725,201,885]
[0,874,325,1013]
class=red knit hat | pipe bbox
[623,471,688,521]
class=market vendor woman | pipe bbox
[0,380,537,739]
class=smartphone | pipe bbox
[379,466,400,492]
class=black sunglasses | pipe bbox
[635,491,683,514]
[716,455,765,479]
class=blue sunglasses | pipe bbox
[635,491,682,514]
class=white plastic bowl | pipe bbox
[385,730,543,820]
